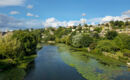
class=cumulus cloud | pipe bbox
[1,10,130,30]
[42,17,87,27]
[0,15,87,31]
[27,4,33,9]
[86,10,130,25]
[0,0,25,7]
[87,15,129,25]
[10,11,20,15]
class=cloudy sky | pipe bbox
[0,0,130,30]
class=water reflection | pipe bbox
[25,45,86,80]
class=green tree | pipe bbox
[94,27,102,33]
[13,30,38,56]
[72,34,93,48]
[0,33,21,59]
[105,31,118,40]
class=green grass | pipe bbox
[57,44,128,80]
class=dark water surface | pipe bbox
[25,45,86,80]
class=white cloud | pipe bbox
[0,0,25,7]
[42,17,87,27]
[0,14,43,30]
[87,15,128,25]
[1,10,130,30]
[27,4,33,9]
[10,11,20,15]
[26,13,33,16]
[26,13,39,18]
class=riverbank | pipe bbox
[0,43,44,80]
[57,44,127,66]
[0,54,37,80]
[57,44,130,80]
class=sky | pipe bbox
[0,0,130,30]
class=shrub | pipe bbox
[89,43,97,50]
[94,27,102,33]
[114,34,130,50]
[96,40,119,52]
[105,31,118,40]
[91,48,102,54]
[122,49,130,57]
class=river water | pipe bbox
[25,45,86,80]
[25,44,130,80]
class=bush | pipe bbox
[89,43,97,50]
[105,31,118,40]
[94,27,102,33]
[114,34,130,50]
[92,33,100,39]
[122,49,130,57]
[91,48,102,54]
[96,40,119,52]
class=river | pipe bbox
[25,44,130,80]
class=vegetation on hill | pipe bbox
[42,21,130,63]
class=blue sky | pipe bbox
[0,0,130,30]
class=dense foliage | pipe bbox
[0,29,42,70]
[105,31,118,40]
[72,34,93,48]
[0,33,20,59]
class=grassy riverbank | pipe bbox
[57,44,129,80]
[0,54,37,80]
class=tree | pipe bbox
[94,27,102,33]
[13,30,38,56]
[110,21,125,28]
[72,34,93,48]
[0,33,21,59]
[105,31,118,40]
